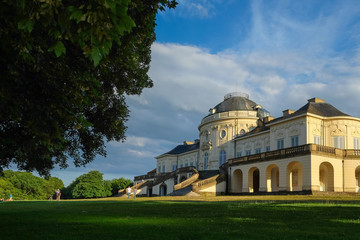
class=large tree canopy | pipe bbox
[65,170,112,199]
[0,170,64,200]
[0,0,177,176]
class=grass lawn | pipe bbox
[0,195,359,240]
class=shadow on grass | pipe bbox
[0,200,359,239]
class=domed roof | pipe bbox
[212,92,258,114]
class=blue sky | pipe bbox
[48,0,360,186]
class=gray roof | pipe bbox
[236,100,349,140]
[213,96,258,113]
[295,102,349,117]
[162,142,200,156]
[269,101,349,125]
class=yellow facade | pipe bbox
[137,94,360,196]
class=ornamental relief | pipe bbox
[352,129,360,137]
[211,125,219,130]
[201,140,212,151]
[289,128,299,136]
[313,128,321,135]
[275,130,285,138]
[330,125,344,136]
[200,130,210,136]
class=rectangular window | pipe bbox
[314,135,321,145]
[277,139,284,150]
[190,162,193,166]
[245,150,251,156]
[185,163,188,167]
[354,137,359,149]
[266,146,270,152]
[180,164,183,168]
[162,165,165,172]
[255,148,261,154]
[291,136,299,147]
[172,165,177,171]
[158,166,161,173]
[333,136,345,149]
[236,152,242,158]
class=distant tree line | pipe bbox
[0,170,131,200]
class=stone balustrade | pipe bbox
[228,144,360,166]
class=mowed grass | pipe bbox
[1,195,360,240]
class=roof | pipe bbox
[160,142,200,156]
[235,98,350,140]
[268,100,349,125]
[212,93,258,114]
[295,102,349,117]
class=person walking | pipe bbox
[133,188,137,199]
[56,189,61,201]
[126,186,132,199]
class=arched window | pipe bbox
[204,152,208,170]
[219,150,226,166]
[240,129,246,135]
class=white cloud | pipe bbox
[175,0,219,18]
[48,1,360,185]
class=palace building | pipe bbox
[133,92,360,196]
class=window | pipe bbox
[180,164,183,168]
[220,130,226,139]
[158,166,161,173]
[240,129,246,135]
[291,136,299,147]
[333,136,345,149]
[277,139,284,150]
[219,150,226,166]
[255,148,261,154]
[354,137,359,149]
[266,146,270,152]
[236,152,242,158]
[245,150,251,156]
[314,135,321,145]
[162,165,165,172]
[204,152,208,170]
[185,163,188,167]
[172,165,177,171]
[190,162,193,166]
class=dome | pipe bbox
[211,92,258,114]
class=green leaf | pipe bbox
[18,19,34,32]
[91,47,102,66]
[69,9,83,23]
[54,41,66,57]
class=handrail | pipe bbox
[152,166,198,186]
[173,173,199,191]
[228,144,360,166]
[117,180,148,194]
[192,172,227,193]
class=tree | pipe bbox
[0,170,64,200]
[0,0,177,176]
[44,176,65,199]
[110,177,132,195]
[66,170,112,199]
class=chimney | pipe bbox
[183,141,193,145]
[308,97,325,103]
[263,116,274,123]
[283,109,295,117]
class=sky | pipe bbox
[48,0,360,186]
